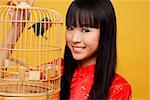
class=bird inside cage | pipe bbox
[28,17,52,40]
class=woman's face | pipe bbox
[66,26,100,65]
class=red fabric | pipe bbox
[70,64,95,100]
[69,64,132,100]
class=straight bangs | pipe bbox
[66,2,100,28]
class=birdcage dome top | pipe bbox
[0,5,63,24]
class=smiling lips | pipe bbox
[72,46,86,53]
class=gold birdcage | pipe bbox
[0,1,63,100]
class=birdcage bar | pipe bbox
[0,4,62,99]
[0,45,62,95]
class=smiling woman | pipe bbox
[66,26,100,63]
[60,0,131,100]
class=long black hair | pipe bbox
[60,0,117,99]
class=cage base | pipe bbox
[0,91,59,100]
[0,93,59,100]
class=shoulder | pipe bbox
[108,73,132,100]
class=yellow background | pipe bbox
[0,0,149,99]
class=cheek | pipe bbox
[95,35,100,46]
[92,37,99,50]
[93,31,100,46]
[95,35,100,48]
[65,32,72,44]
[65,32,69,42]
[85,33,100,47]
[65,33,72,50]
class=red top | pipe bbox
[69,64,132,100]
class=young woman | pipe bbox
[60,0,131,100]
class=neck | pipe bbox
[79,56,96,68]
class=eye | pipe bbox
[82,27,90,32]
[67,26,74,31]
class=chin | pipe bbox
[73,56,83,61]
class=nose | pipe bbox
[72,30,81,43]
